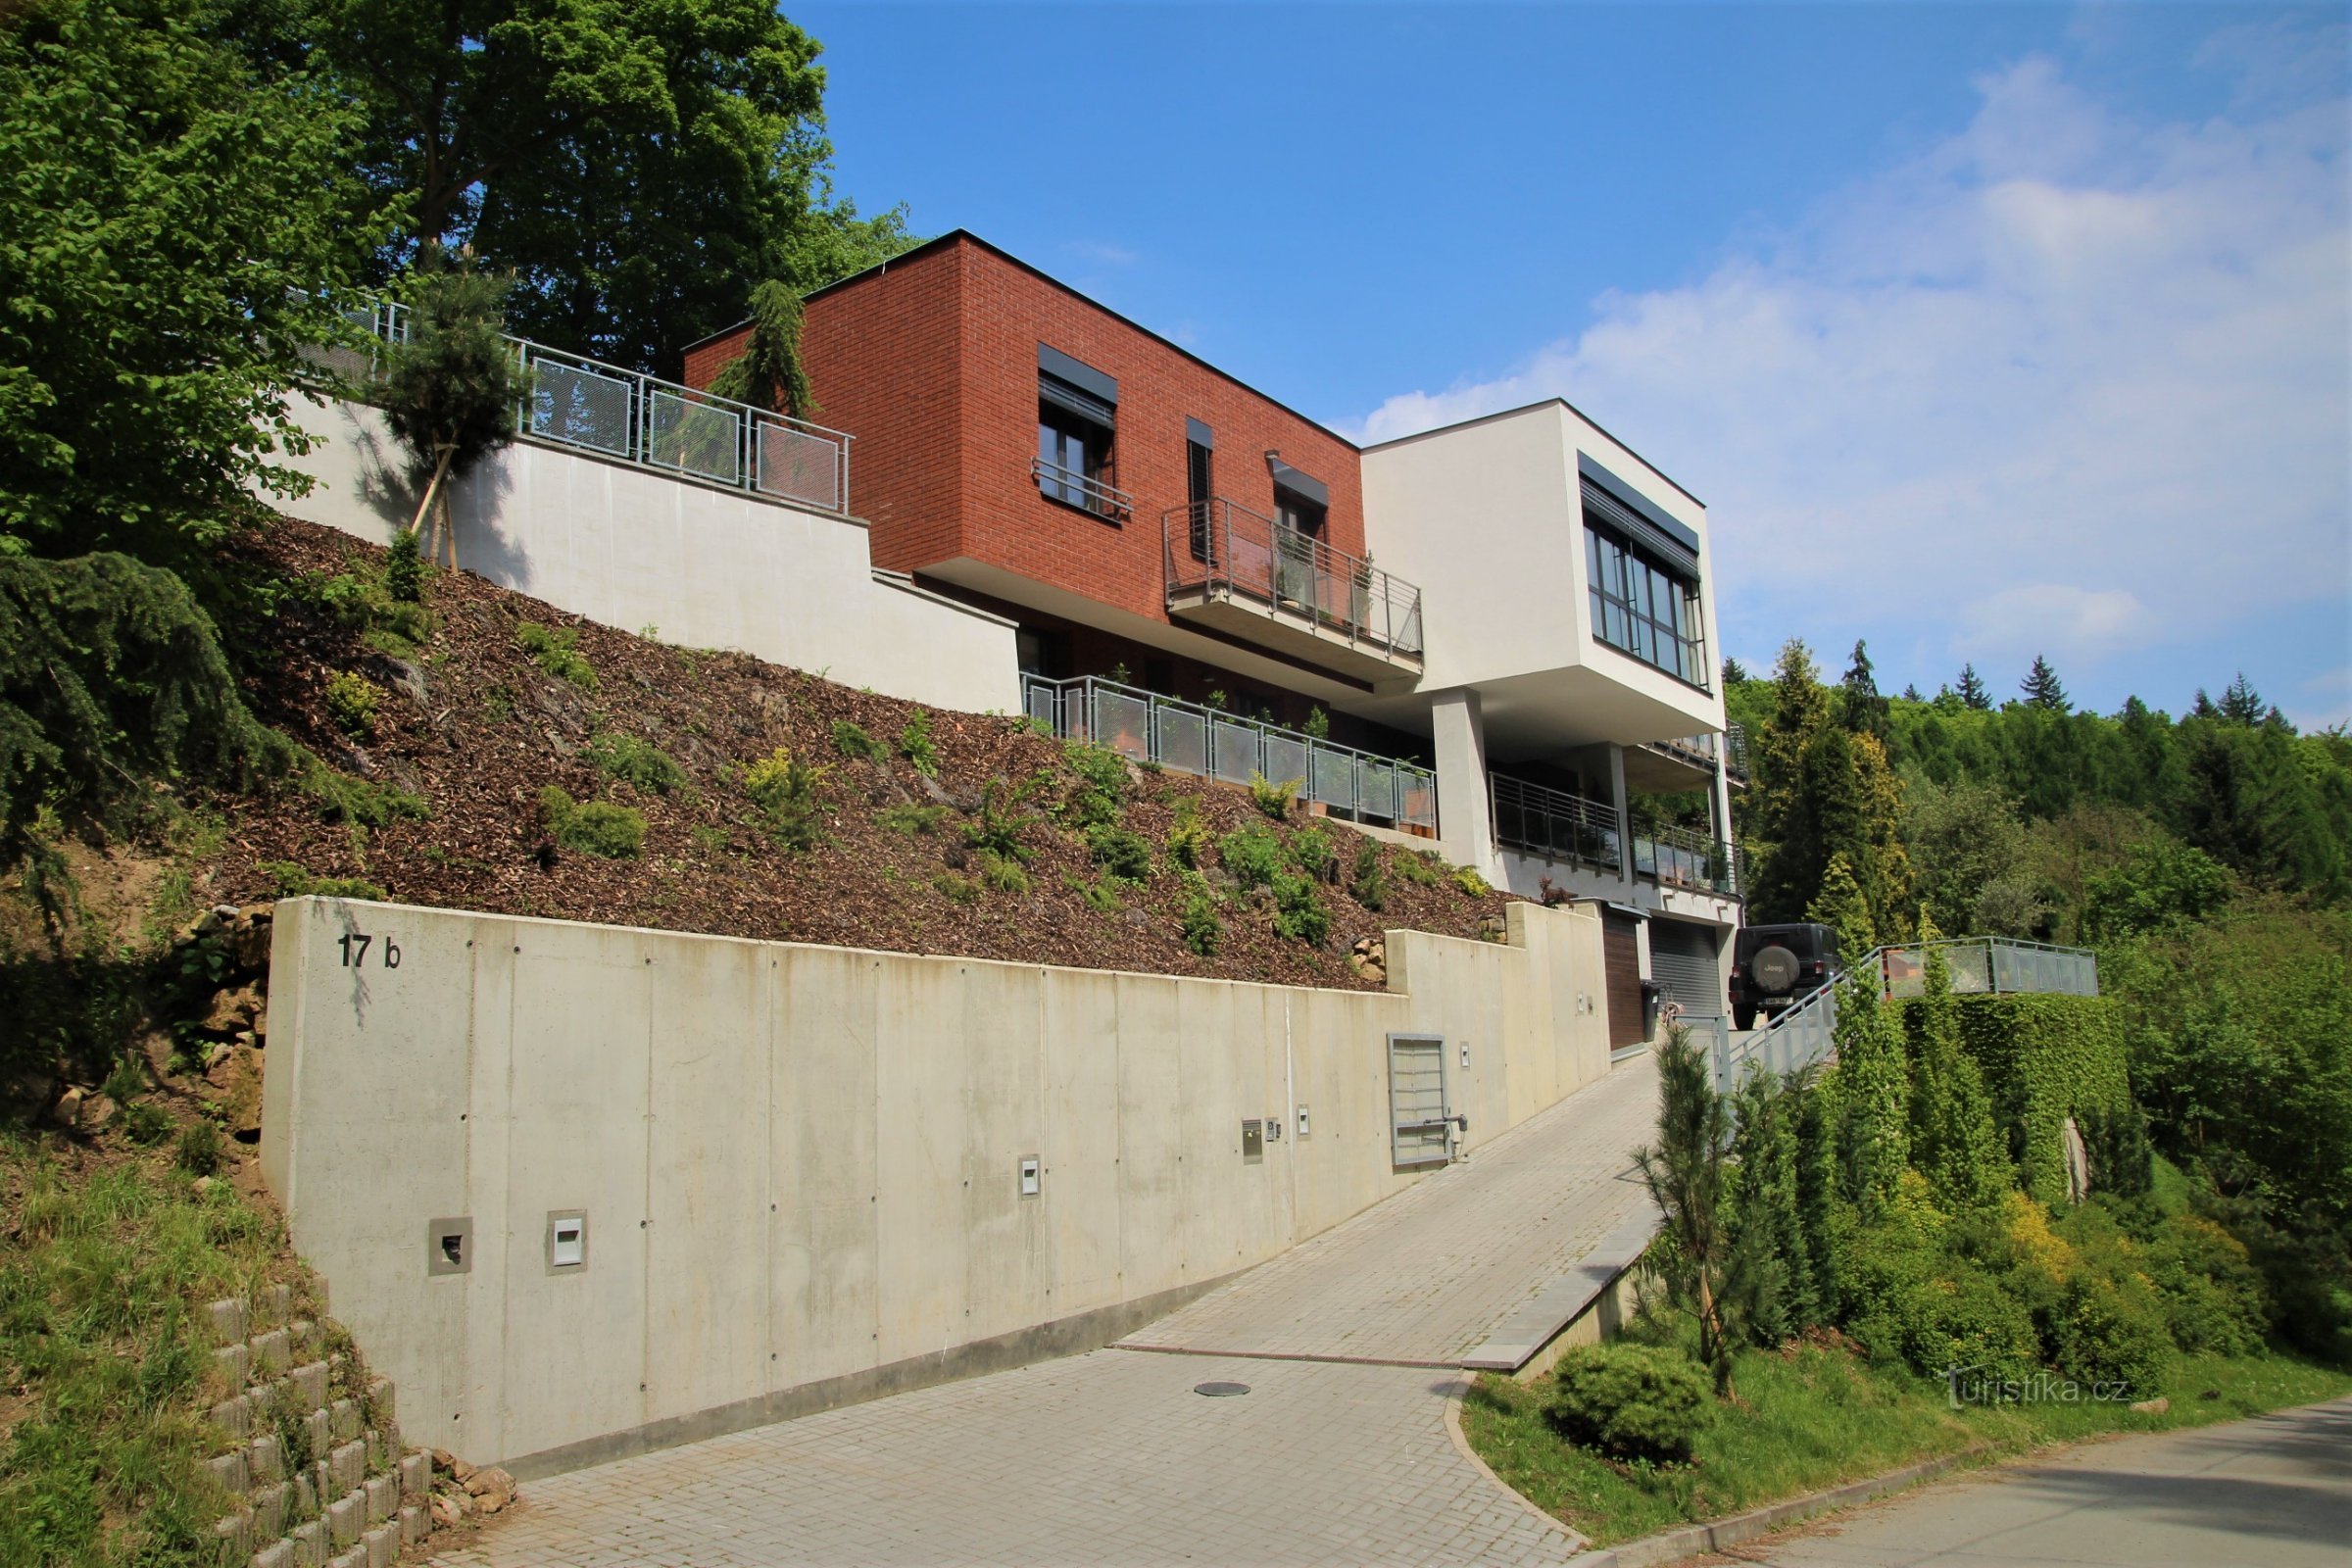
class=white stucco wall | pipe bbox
[260,898,1611,1475]
[268,397,1020,715]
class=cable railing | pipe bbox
[1707,936,2099,1094]
[1021,674,1438,833]
[328,298,855,515]
[1491,774,1623,874]
[1163,499,1425,661]
[1031,458,1134,523]
[1640,723,1749,785]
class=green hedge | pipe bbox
[1893,994,2130,1204]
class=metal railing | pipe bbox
[1492,774,1622,873]
[1032,458,1134,523]
[1709,936,2099,1094]
[1640,723,1749,785]
[333,298,855,515]
[1163,499,1425,662]
[1021,674,1438,832]
[1633,823,1744,898]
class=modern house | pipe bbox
[686,231,1744,1045]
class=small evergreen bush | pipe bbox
[539,787,646,858]
[1451,863,1493,897]
[832,720,886,762]
[1247,770,1298,820]
[260,860,387,902]
[1349,841,1389,911]
[384,527,426,604]
[584,731,687,795]
[323,671,380,739]
[175,1119,226,1176]
[964,778,1036,861]
[1087,822,1153,881]
[1287,823,1338,882]
[743,748,829,851]
[1542,1344,1710,1462]
[301,762,428,827]
[1062,740,1128,829]
[515,621,597,690]
[879,803,950,836]
[1395,851,1445,888]
[1271,873,1330,946]
[934,872,981,906]
[1218,825,1285,890]
[1182,893,1223,956]
[1166,796,1212,869]
[897,710,940,777]
[976,850,1031,896]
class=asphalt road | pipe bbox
[1719,1396,2352,1568]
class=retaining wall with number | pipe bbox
[260,898,1613,1478]
[264,395,1021,715]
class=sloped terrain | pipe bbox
[202,515,1510,989]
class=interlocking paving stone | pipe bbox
[434,1054,1662,1567]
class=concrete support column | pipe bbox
[1432,688,1501,879]
[1604,743,1637,897]
[1709,755,1740,907]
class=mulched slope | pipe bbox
[207,516,1513,991]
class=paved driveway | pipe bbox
[1719,1397,2352,1568]
[435,1054,1659,1567]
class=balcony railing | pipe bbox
[1022,675,1437,833]
[328,298,855,515]
[1032,458,1134,523]
[1640,724,1749,785]
[1878,937,2098,1000]
[1163,499,1424,661]
[1492,774,1623,874]
[1632,823,1744,898]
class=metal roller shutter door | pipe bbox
[1650,920,1724,1018]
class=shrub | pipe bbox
[964,778,1036,862]
[1087,822,1153,881]
[1218,825,1285,890]
[260,860,388,902]
[976,850,1031,896]
[1349,842,1389,911]
[515,620,597,689]
[1271,873,1330,946]
[1182,893,1223,956]
[121,1100,173,1146]
[2140,1215,2268,1354]
[1451,864,1493,897]
[176,1119,226,1176]
[897,710,940,777]
[2052,1272,2173,1396]
[323,671,380,739]
[743,748,829,851]
[934,872,981,906]
[584,731,687,795]
[1396,850,1444,888]
[879,803,950,836]
[1542,1343,1710,1462]
[301,762,429,827]
[538,787,646,858]
[1063,740,1128,829]
[1287,823,1338,882]
[832,720,886,762]
[1248,770,1298,820]
[385,526,425,603]
[1167,796,1212,869]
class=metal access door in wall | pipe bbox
[1388,1033,1452,1167]
[1650,919,1725,1019]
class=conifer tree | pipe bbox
[1634,1025,1750,1396]
[1807,852,1877,954]
[1901,682,1922,703]
[2021,654,2071,712]
[1906,919,2008,1209]
[1730,1068,1818,1342]
[1956,663,1991,710]
[707,279,815,418]
[2216,671,2267,725]
[1831,958,1909,1217]
[1838,639,1889,740]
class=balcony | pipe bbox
[1632,824,1744,900]
[1022,674,1437,834]
[1162,500,1424,684]
[1630,723,1749,792]
[1492,774,1623,874]
[1033,457,1134,524]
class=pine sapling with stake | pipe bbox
[1633,1022,1749,1396]
[381,256,524,571]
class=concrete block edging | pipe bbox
[1571,1445,1991,1565]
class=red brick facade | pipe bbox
[685,232,1366,634]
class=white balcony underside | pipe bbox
[1164,584,1423,686]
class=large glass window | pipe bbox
[1587,524,1706,687]
[1037,399,1111,512]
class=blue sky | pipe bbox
[798,2,2352,727]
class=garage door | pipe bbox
[1650,919,1725,1019]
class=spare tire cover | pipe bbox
[1750,945,1801,994]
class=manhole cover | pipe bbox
[1194,1381,1250,1397]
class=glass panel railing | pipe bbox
[1162,499,1425,661]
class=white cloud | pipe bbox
[1349,41,2350,698]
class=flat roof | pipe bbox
[683,229,1360,449]
[1360,397,1706,513]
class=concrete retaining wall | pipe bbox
[267,396,1021,715]
[261,899,1610,1475]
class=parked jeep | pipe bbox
[1728,922,1842,1031]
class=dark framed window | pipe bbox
[1036,346,1122,518]
[1275,487,1325,538]
[1187,434,1214,562]
[1587,524,1707,688]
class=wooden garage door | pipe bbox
[1601,909,1644,1049]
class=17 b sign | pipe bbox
[338,931,402,969]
